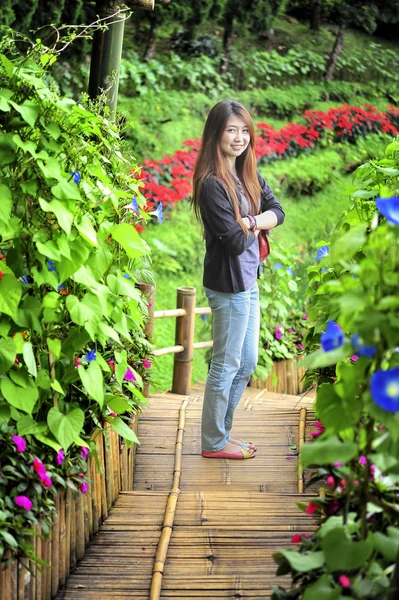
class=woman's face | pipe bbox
[219,115,250,162]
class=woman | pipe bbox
[192,100,285,460]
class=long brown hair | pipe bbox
[192,100,260,231]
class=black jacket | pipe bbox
[199,171,285,293]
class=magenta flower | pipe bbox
[350,355,358,361]
[359,456,367,466]
[39,472,52,488]
[303,314,308,320]
[33,457,46,475]
[81,447,89,460]
[124,367,136,381]
[275,326,282,340]
[80,483,89,494]
[56,449,65,465]
[109,411,117,417]
[338,575,351,588]
[334,462,343,467]
[291,534,302,543]
[305,502,319,515]
[297,343,304,350]
[12,435,26,453]
[289,328,294,333]
[326,476,335,489]
[74,357,82,368]
[142,359,151,369]
[15,495,33,511]
[108,359,116,371]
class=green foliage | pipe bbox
[272,137,399,598]
[0,32,152,498]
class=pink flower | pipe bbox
[338,575,351,588]
[285,456,294,461]
[78,472,84,477]
[336,486,343,493]
[33,457,46,475]
[108,360,116,371]
[291,534,302,543]
[14,495,33,511]
[275,326,282,340]
[81,447,89,460]
[289,328,294,333]
[297,343,304,350]
[354,480,359,486]
[314,421,323,428]
[334,462,343,467]
[39,472,52,488]
[56,449,65,465]
[12,435,26,453]
[303,314,308,320]
[359,456,367,466]
[370,465,376,474]
[74,357,82,368]
[142,359,151,369]
[148,302,153,307]
[124,367,136,381]
[305,502,319,515]
[110,411,117,417]
[326,476,335,489]
[80,483,89,494]
[350,354,358,361]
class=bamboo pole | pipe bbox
[51,494,60,597]
[154,308,186,319]
[298,407,307,493]
[149,398,189,600]
[136,282,155,397]
[172,287,196,395]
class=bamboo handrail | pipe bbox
[193,340,213,350]
[152,345,184,357]
[297,407,307,493]
[194,307,212,315]
[149,398,188,600]
[154,308,186,319]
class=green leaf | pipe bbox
[316,384,361,433]
[0,274,22,318]
[17,415,46,436]
[0,530,18,548]
[51,380,65,395]
[52,178,81,202]
[47,407,85,451]
[34,432,61,452]
[110,223,149,259]
[0,184,12,220]
[36,240,61,261]
[78,362,104,407]
[39,198,74,236]
[22,342,37,377]
[303,575,342,600]
[273,550,324,573]
[75,214,98,246]
[106,396,132,414]
[329,224,367,263]
[47,338,61,359]
[322,527,373,571]
[299,344,352,369]
[302,436,358,467]
[352,190,378,199]
[371,530,399,562]
[109,416,139,446]
[0,403,10,423]
[0,375,38,414]
[9,100,40,128]
[0,55,14,78]
[0,337,17,374]
[107,273,141,299]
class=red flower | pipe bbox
[305,502,319,515]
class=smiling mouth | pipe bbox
[231,145,243,150]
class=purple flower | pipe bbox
[359,456,367,466]
[376,196,399,225]
[80,483,89,494]
[84,349,96,362]
[316,245,329,261]
[81,446,89,460]
[150,202,163,224]
[124,367,136,381]
[275,326,282,340]
[201,313,207,321]
[321,320,344,352]
[56,449,65,465]
[70,170,81,184]
[12,435,26,453]
[350,354,359,361]
[370,366,399,412]
[297,343,304,351]
[351,333,376,358]
[15,495,32,511]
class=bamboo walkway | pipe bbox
[56,383,316,600]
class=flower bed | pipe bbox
[0,422,138,600]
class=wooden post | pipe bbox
[298,407,307,493]
[172,287,196,396]
[136,281,155,398]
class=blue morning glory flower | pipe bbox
[131,196,140,215]
[124,274,132,279]
[20,275,33,284]
[47,259,57,272]
[70,170,81,184]
[376,196,399,225]
[321,320,344,352]
[85,349,96,362]
[351,333,377,358]
[57,283,65,291]
[321,267,327,273]
[370,366,399,412]
[273,262,283,270]
[316,245,330,261]
[150,202,163,224]
[201,314,207,321]
[287,266,293,277]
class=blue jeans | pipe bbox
[202,282,260,452]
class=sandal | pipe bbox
[201,447,256,460]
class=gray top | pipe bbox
[235,180,260,290]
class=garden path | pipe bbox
[56,383,316,599]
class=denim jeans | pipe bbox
[202,282,260,452]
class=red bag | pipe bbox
[258,230,270,262]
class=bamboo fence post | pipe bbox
[51,494,60,597]
[149,398,189,600]
[58,492,67,588]
[76,493,86,562]
[172,287,196,395]
[298,407,307,493]
[136,281,155,397]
